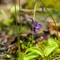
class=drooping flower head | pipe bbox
[29,17,42,35]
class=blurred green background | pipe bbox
[22,0,60,8]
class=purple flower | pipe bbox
[29,17,42,35]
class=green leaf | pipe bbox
[26,47,44,58]
[24,52,38,60]
[44,38,58,56]
[21,44,26,49]
[2,20,10,26]
[10,5,22,13]
[18,53,24,60]
[44,45,57,56]
[2,18,14,26]
[4,54,11,58]
[48,38,58,46]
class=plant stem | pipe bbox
[33,3,37,21]
[14,0,21,59]
[32,2,37,40]
[17,0,21,59]
[18,0,21,56]
[40,0,58,39]
[17,27,21,59]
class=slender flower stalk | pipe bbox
[40,0,58,39]
[33,3,37,21]
[17,0,21,59]
[14,0,21,60]
[29,2,42,35]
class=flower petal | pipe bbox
[34,24,42,29]
[34,24,42,35]
[28,17,42,35]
